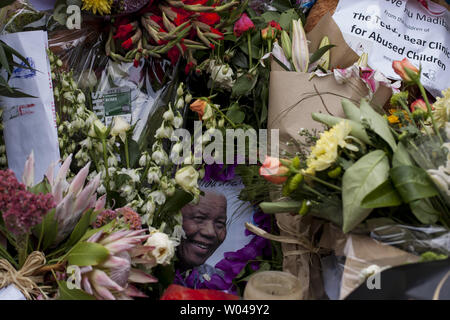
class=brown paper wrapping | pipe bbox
[268,13,393,299]
[268,13,392,151]
[318,224,420,299]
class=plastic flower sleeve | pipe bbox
[319,220,450,300]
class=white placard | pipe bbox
[333,0,450,97]
[0,31,59,184]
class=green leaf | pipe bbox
[311,112,373,145]
[392,142,413,167]
[361,180,403,209]
[29,179,52,195]
[409,198,440,224]
[79,220,115,242]
[67,242,109,266]
[341,98,361,122]
[360,99,397,152]
[34,208,58,251]
[159,188,194,217]
[57,281,95,300]
[342,150,390,233]
[0,0,16,8]
[226,103,245,124]
[279,9,299,30]
[64,209,94,248]
[309,44,335,64]
[261,11,281,23]
[127,138,141,168]
[390,165,439,203]
[231,73,258,98]
[232,51,248,69]
[1,40,33,70]
[0,45,11,75]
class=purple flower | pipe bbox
[175,210,272,293]
[203,163,237,182]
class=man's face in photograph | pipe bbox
[178,191,227,268]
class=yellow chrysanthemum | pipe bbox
[305,120,352,175]
[82,0,113,15]
[432,88,450,128]
[387,114,400,124]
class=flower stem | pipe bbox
[418,81,443,144]
[302,172,342,191]
[124,135,130,168]
[247,32,253,69]
[101,138,110,194]
[398,99,417,129]
[211,104,237,129]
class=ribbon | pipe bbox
[0,251,48,300]
[245,221,321,258]
[417,0,447,15]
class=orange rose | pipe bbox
[392,58,419,83]
[259,156,289,184]
[190,99,207,120]
[410,98,428,112]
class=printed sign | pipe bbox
[333,0,450,97]
[92,87,132,126]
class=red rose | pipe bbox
[168,46,182,65]
[198,12,220,26]
[113,23,134,40]
[269,20,282,30]
[121,38,133,50]
[233,13,255,37]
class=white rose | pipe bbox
[111,116,131,142]
[145,231,177,265]
[175,166,199,194]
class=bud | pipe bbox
[281,30,292,60]
[410,99,428,112]
[392,58,420,83]
[291,19,309,73]
[77,92,86,104]
[185,93,193,104]
[317,36,330,70]
[177,84,184,97]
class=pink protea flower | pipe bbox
[78,229,157,300]
[233,13,255,37]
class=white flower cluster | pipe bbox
[49,50,103,168]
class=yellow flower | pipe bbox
[432,88,450,128]
[82,0,113,15]
[387,115,400,124]
[305,120,352,175]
